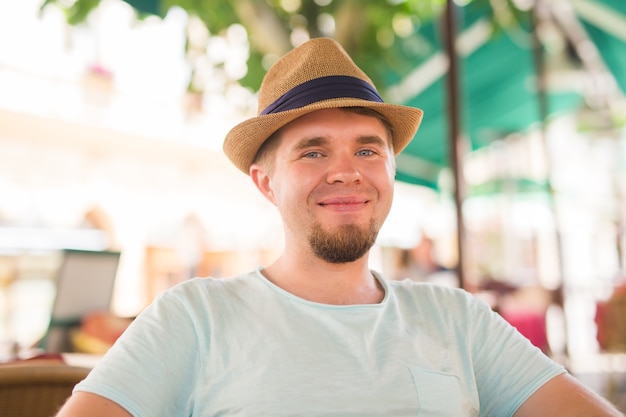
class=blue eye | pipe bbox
[356,149,375,156]
[303,151,323,158]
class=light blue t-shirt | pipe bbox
[75,269,565,416]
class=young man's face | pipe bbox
[251,108,396,263]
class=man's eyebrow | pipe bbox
[358,135,389,148]
[291,135,388,153]
[292,137,328,152]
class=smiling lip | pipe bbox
[318,197,369,211]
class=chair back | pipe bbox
[0,363,90,417]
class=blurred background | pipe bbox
[1,0,625,408]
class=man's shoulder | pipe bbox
[385,277,480,308]
[386,277,464,295]
[164,269,262,298]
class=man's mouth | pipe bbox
[318,197,369,210]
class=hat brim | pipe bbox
[223,98,424,174]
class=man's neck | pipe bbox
[261,254,384,305]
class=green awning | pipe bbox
[390,0,625,190]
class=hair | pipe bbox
[251,107,395,175]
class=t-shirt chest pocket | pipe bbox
[410,367,478,416]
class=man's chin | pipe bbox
[308,221,379,264]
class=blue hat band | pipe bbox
[261,75,384,115]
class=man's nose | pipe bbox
[325,155,362,184]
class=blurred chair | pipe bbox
[596,283,626,352]
[0,362,90,417]
[144,245,187,302]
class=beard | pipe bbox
[308,219,380,264]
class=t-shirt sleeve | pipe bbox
[465,292,566,417]
[73,282,204,417]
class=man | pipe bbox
[56,37,623,416]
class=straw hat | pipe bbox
[223,37,424,174]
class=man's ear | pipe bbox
[250,163,276,204]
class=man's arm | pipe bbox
[514,373,624,417]
[56,392,133,417]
